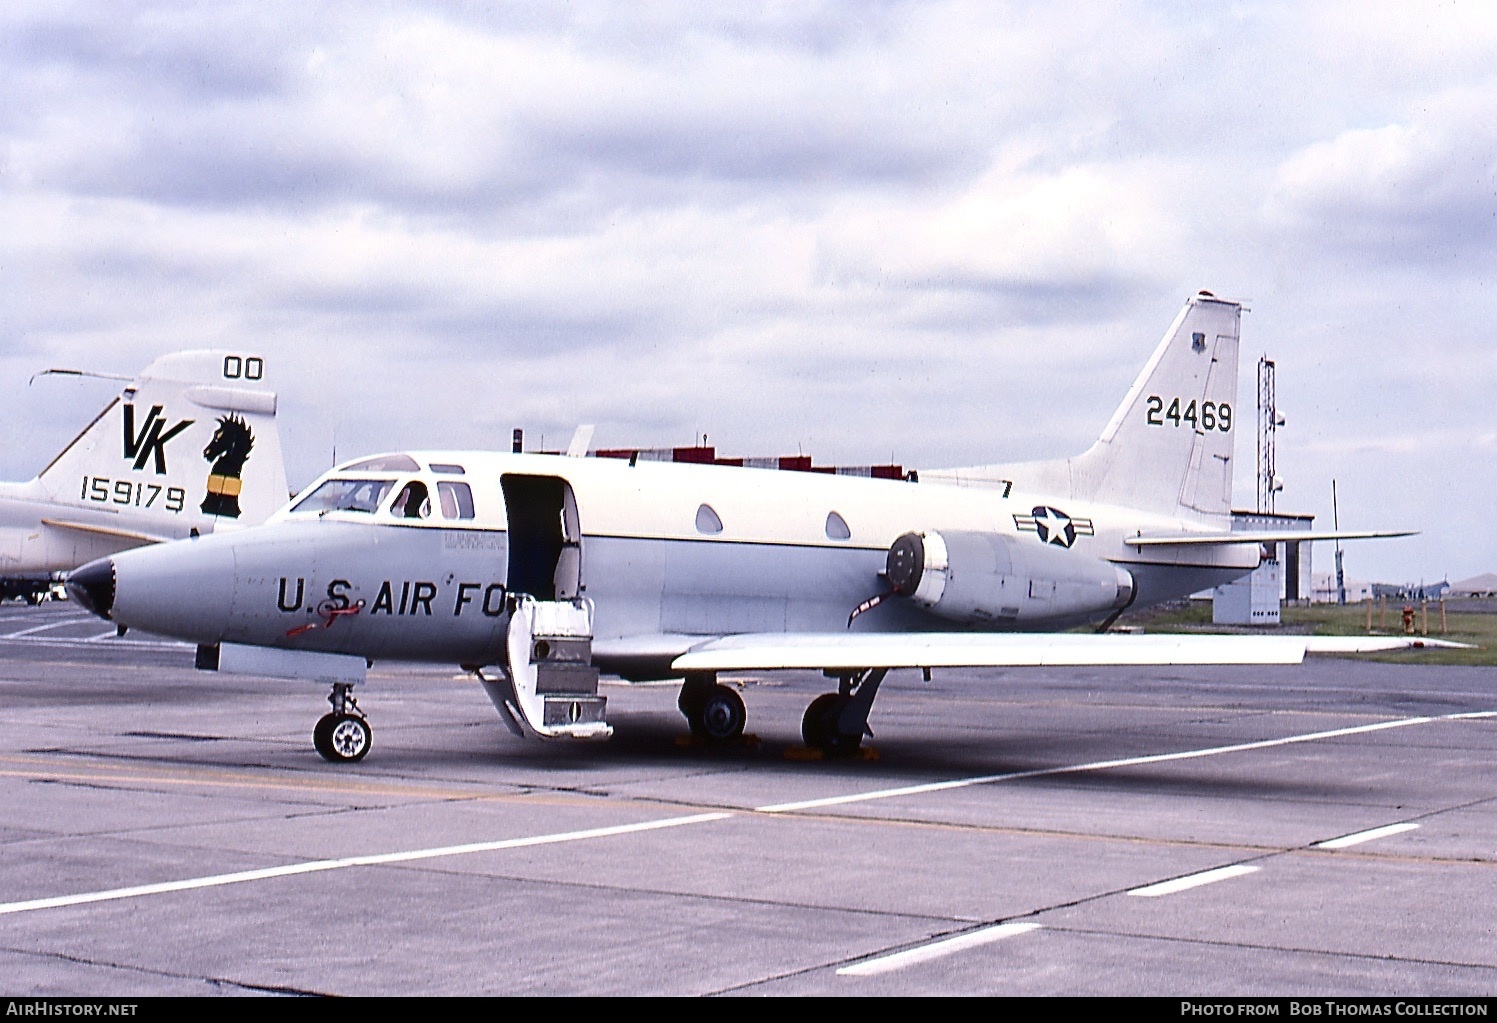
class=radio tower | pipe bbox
[1257,356,1279,513]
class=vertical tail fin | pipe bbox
[925,291,1242,521]
[1067,291,1242,519]
[35,351,289,534]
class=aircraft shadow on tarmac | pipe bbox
[315,707,1390,805]
[0,627,1451,804]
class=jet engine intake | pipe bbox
[884,530,1134,626]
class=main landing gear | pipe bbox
[677,672,747,742]
[801,668,888,757]
[314,682,372,763]
[676,667,889,756]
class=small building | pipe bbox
[1450,573,1497,598]
[1211,510,1314,626]
[1309,572,1373,603]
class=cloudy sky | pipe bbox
[2,1,1493,586]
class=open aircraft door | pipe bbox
[478,474,610,740]
[499,473,583,601]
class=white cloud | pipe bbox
[1266,88,1497,262]
[1,1,1494,583]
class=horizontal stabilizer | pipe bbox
[40,518,171,545]
[1126,529,1416,547]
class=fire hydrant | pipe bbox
[1402,605,1416,634]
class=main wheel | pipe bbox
[678,685,705,721]
[801,693,862,756]
[695,684,746,742]
[314,713,372,762]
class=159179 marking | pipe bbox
[80,476,186,513]
[1146,396,1231,431]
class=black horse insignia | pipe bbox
[201,413,255,518]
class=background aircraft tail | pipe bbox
[33,351,288,535]
[927,291,1243,521]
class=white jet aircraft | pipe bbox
[67,293,1421,762]
[1,351,287,602]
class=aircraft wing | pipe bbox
[1126,529,1415,547]
[667,631,1467,673]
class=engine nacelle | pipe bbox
[884,530,1135,626]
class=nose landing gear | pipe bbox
[314,682,372,762]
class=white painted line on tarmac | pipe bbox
[4,710,1488,918]
[0,633,189,650]
[756,712,1482,813]
[3,617,97,638]
[1313,822,1420,849]
[837,923,1042,976]
[1127,864,1260,897]
[0,612,75,625]
[0,812,731,917]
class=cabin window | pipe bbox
[346,454,421,472]
[291,478,395,515]
[695,503,723,535]
[391,480,431,519]
[438,481,475,519]
[430,463,466,475]
[825,511,851,540]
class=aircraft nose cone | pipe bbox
[67,558,115,619]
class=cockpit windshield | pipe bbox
[292,478,396,515]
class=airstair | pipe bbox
[479,594,612,740]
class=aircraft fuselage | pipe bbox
[84,450,1259,677]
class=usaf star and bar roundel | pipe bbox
[1014,506,1095,548]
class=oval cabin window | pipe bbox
[695,503,723,535]
[825,511,851,540]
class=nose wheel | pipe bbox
[314,683,372,762]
